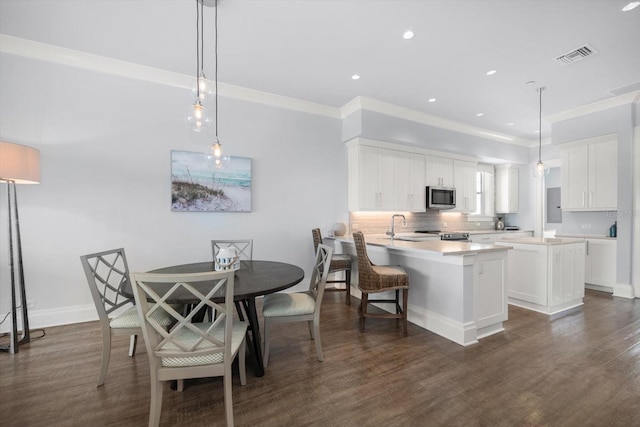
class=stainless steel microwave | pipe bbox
[426,186,456,209]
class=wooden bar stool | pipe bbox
[312,228,352,305]
[352,231,409,336]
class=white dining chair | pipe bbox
[80,248,175,387]
[262,244,333,368]
[131,269,247,427]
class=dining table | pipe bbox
[136,259,304,377]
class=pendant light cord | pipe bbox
[538,87,543,162]
[215,0,219,139]
[195,0,201,100]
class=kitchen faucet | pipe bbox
[386,214,407,239]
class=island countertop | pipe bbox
[495,236,585,246]
[331,234,511,256]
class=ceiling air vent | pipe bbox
[554,44,598,65]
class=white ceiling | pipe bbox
[1,0,640,142]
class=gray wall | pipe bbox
[551,104,636,287]
[0,52,345,329]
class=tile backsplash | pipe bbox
[348,211,497,235]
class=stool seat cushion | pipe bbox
[330,254,352,272]
[358,265,409,292]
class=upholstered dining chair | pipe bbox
[80,248,175,386]
[352,231,409,336]
[211,239,253,320]
[131,270,247,427]
[312,228,353,305]
[262,244,333,368]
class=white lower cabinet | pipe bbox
[585,238,616,289]
[495,239,585,315]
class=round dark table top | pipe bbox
[145,260,305,302]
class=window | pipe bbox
[471,164,495,219]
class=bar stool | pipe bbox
[352,231,409,336]
[312,228,352,305]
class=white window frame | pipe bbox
[469,163,495,221]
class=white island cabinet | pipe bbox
[331,235,511,346]
[495,237,585,316]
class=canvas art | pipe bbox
[171,150,252,212]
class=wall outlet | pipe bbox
[582,224,592,229]
[26,300,35,308]
[442,222,448,228]
[351,223,358,230]
[476,222,481,227]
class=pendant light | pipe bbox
[186,0,212,132]
[209,0,230,169]
[532,87,548,178]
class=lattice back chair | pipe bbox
[211,239,253,320]
[131,270,248,427]
[312,228,352,305]
[80,248,174,386]
[262,244,333,368]
[352,231,409,336]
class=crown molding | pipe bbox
[340,96,531,146]
[546,90,640,124]
[0,34,341,119]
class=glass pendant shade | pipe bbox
[192,73,213,101]
[186,100,212,131]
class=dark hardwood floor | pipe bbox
[1,289,639,426]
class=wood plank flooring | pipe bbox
[1,289,639,426]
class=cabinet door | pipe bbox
[507,245,547,305]
[549,246,564,308]
[588,140,617,210]
[377,147,399,210]
[426,155,454,187]
[357,145,382,210]
[586,239,616,286]
[404,152,426,211]
[452,160,477,213]
[561,145,589,210]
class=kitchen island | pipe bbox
[495,237,586,316]
[331,234,512,346]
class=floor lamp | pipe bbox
[0,141,41,354]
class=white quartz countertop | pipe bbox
[331,235,512,256]
[555,234,616,240]
[495,236,585,246]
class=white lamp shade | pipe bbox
[0,141,41,184]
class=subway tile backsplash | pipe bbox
[349,211,496,235]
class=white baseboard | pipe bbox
[0,304,97,334]
[613,283,635,299]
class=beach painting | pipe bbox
[171,150,252,212]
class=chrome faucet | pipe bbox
[386,214,407,239]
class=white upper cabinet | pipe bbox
[495,164,519,213]
[426,155,454,187]
[452,160,477,213]
[347,141,426,212]
[561,136,617,211]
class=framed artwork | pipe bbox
[171,150,252,212]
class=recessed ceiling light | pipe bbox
[534,130,541,134]
[526,80,535,85]
[351,74,360,80]
[507,122,515,126]
[486,70,497,76]
[403,30,415,40]
[476,113,484,117]
[428,98,436,103]
[622,2,640,11]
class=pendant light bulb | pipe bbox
[187,100,212,132]
[192,72,213,101]
[212,139,222,158]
